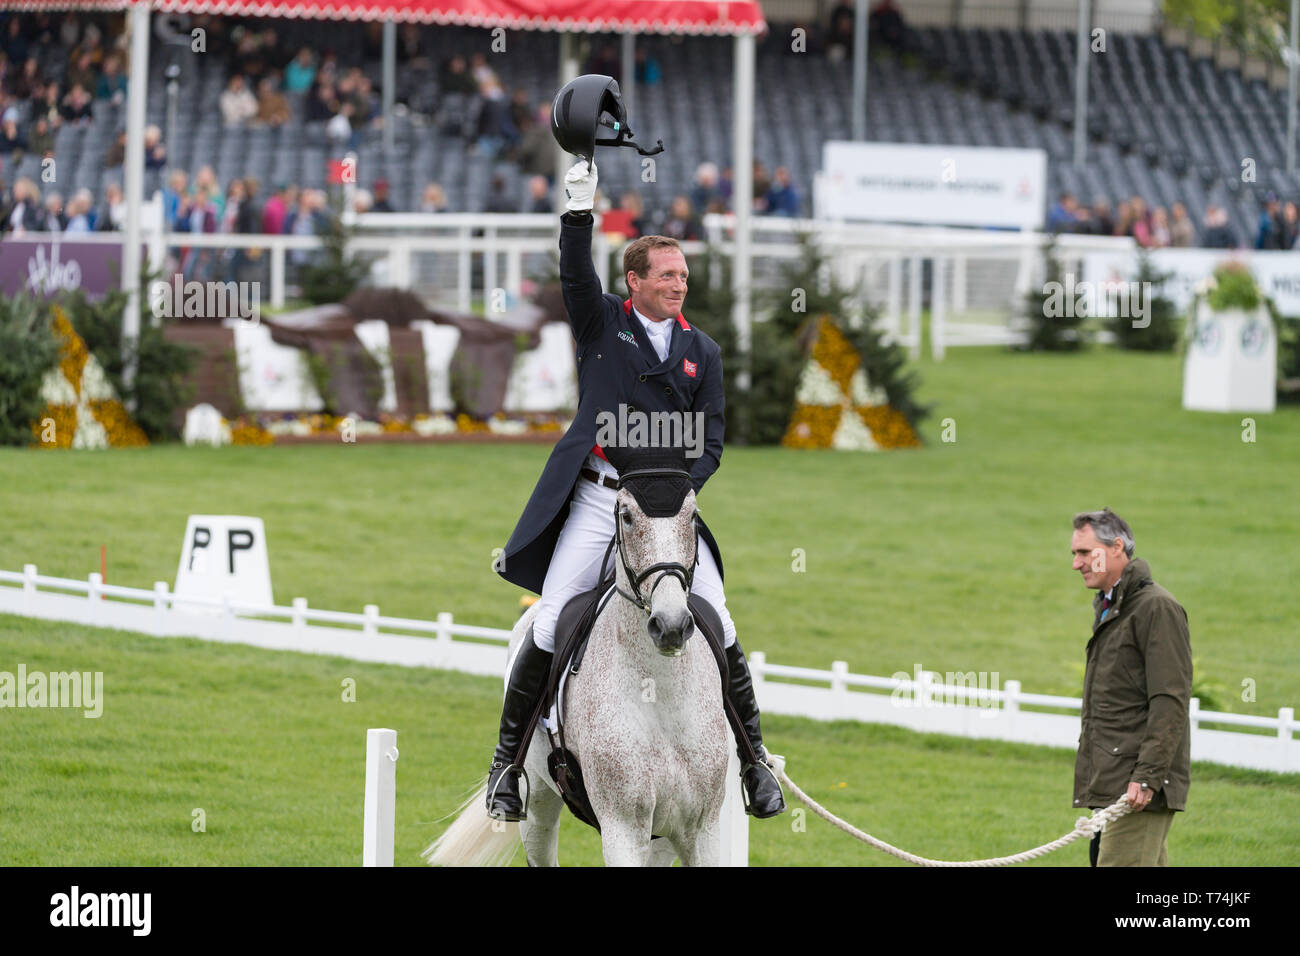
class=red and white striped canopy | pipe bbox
[7,0,767,35]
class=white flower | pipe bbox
[71,411,109,450]
[488,417,527,435]
[830,408,879,451]
[795,360,847,407]
[413,415,457,436]
[849,367,887,406]
[80,356,115,401]
[40,368,78,405]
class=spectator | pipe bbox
[1255,193,1284,249]
[469,52,500,93]
[1202,205,1237,248]
[4,19,30,66]
[752,160,772,213]
[60,82,93,124]
[261,183,294,234]
[514,103,553,179]
[162,168,188,229]
[690,162,721,215]
[102,129,126,169]
[64,51,97,95]
[585,43,621,83]
[659,195,702,241]
[634,47,661,86]
[32,81,61,128]
[326,100,355,147]
[306,77,336,123]
[1090,198,1114,236]
[65,189,94,232]
[27,115,54,159]
[419,182,448,213]
[0,111,26,156]
[96,181,127,232]
[1130,196,1153,246]
[827,2,856,61]
[371,178,395,213]
[869,0,908,53]
[483,173,514,213]
[1284,201,1299,249]
[601,191,646,239]
[438,54,476,96]
[9,56,42,100]
[765,166,801,217]
[1047,191,1079,233]
[283,47,316,93]
[475,83,517,159]
[192,165,225,218]
[177,183,218,279]
[144,124,166,170]
[221,177,246,235]
[1149,206,1171,247]
[42,190,65,232]
[95,54,126,105]
[4,177,43,233]
[256,74,290,126]
[525,175,552,214]
[220,74,258,127]
[352,187,373,215]
[285,188,327,272]
[1169,201,1196,247]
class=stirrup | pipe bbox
[486,761,531,821]
[738,756,783,816]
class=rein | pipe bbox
[610,466,699,614]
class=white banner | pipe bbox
[815,142,1047,229]
[1083,248,1300,315]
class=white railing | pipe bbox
[2,563,1295,775]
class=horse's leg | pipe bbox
[519,730,563,867]
[598,821,654,867]
[648,839,678,867]
[675,821,722,867]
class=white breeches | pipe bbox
[528,472,736,654]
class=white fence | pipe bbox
[2,564,1295,776]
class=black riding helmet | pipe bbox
[550,73,664,165]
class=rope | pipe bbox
[778,768,1134,867]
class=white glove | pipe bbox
[564,159,598,213]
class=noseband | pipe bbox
[611,466,699,614]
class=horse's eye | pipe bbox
[621,509,633,525]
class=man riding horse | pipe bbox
[485,75,785,824]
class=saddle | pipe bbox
[513,570,738,833]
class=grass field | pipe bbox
[2,346,1298,865]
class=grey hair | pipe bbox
[1073,508,1135,558]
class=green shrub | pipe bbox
[1020,237,1086,351]
[1206,261,1261,312]
[0,292,61,446]
[1111,251,1179,352]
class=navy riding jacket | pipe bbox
[496,210,726,595]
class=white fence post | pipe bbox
[364,604,379,638]
[1279,707,1295,762]
[363,728,398,867]
[436,611,453,646]
[931,256,947,361]
[831,660,848,718]
[292,597,307,631]
[88,573,102,622]
[749,650,766,702]
[1003,679,1021,734]
[153,581,169,635]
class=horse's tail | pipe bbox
[422,779,520,867]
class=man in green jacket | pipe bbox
[1070,508,1192,867]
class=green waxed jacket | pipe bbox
[1072,558,1192,812]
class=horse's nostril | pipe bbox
[648,616,664,641]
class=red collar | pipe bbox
[623,298,690,331]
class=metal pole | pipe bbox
[555,34,580,217]
[621,31,636,127]
[1072,0,1091,167]
[165,77,178,179]
[1288,0,1298,173]
[731,32,755,396]
[122,1,150,392]
[852,0,869,141]
[383,18,396,154]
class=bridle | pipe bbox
[610,467,699,614]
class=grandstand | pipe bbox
[1,5,1297,248]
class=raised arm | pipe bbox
[559,160,605,347]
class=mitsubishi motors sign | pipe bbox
[815,141,1047,229]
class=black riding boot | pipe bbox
[725,640,786,818]
[486,630,553,821]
